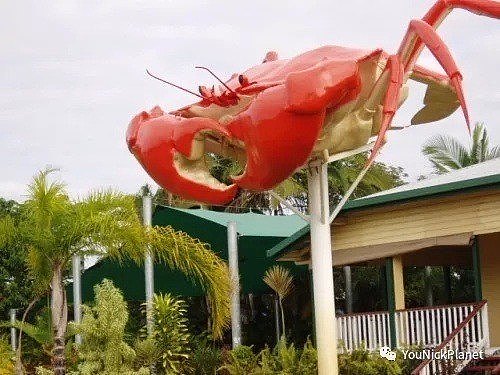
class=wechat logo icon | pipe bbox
[379,346,396,361]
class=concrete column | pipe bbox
[308,165,338,375]
[227,221,242,347]
[9,309,17,351]
[143,194,154,336]
[72,254,82,344]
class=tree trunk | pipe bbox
[50,264,67,375]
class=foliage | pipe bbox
[71,279,149,375]
[151,293,191,374]
[395,345,424,375]
[0,335,14,375]
[148,226,231,339]
[338,345,401,375]
[206,150,406,213]
[220,345,260,375]
[263,266,294,335]
[190,333,222,375]
[1,308,52,350]
[219,338,317,375]
[422,122,500,174]
[0,198,35,320]
[0,169,231,373]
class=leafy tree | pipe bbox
[422,123,500,174]
[0,198,35,320]
[0,169,231,374]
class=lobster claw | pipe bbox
[127,106,238,205]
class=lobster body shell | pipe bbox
[127,0,500,205]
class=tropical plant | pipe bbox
[0,169,231,374]
[422,122,500,174]
[219,338,317,375]
[150,293,191,374]
[0,198,36,322]
[219,345,260,375]
[71,279,149,375]
[189,333,222,375]
[338,345,401,375]
[263,266,294,335]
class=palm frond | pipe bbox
[147,226,231,339]
[422,135,470,173]
[263,265,294,300]
[487,145,500,159]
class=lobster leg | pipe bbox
[403,0,500,70]
[368,55,404,164]
[368,0,500,162]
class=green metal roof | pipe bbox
[164,207,306,238]
[78,206,307,302]
[267,160,500,259]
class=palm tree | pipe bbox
[263,266,294,337]
[422,123,500,174]
[0,169,231,374]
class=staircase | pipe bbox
[411,300,490,374]
[461,356,500,374]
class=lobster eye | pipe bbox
[238,74,249,87]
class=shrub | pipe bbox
[150,293,191,374]
[71,279,149,375]
[219,345,260,375]
[338,346,402,375]
[0,336,14,375]
[219,338,317,375]
[190,333,222,375]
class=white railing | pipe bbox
[411,300,489,374]
[336,301,489,354]
[337,311,390,351]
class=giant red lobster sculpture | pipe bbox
[127,0,500,205]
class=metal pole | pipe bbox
[227,221,242,347]
[72,254,82,345]
[344,266,353,313]
[307,164,338,375]
[143,194,155,336]
[9,309,17,351]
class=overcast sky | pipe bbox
[1,0,499,202]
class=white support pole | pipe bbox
[143,194,155,336]
[308,164,338,375]
[227,221,242,348]
[9,309,17,351]
[72,254,82,345]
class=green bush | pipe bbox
[71,279,149,375]
[338,346,402,375]
[0,336,14,375]
[219,338,316,375]
[190,333,222,375]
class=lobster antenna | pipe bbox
[195,66,237,94]
[146,69,203,99]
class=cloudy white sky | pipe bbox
[1,0,499,201]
